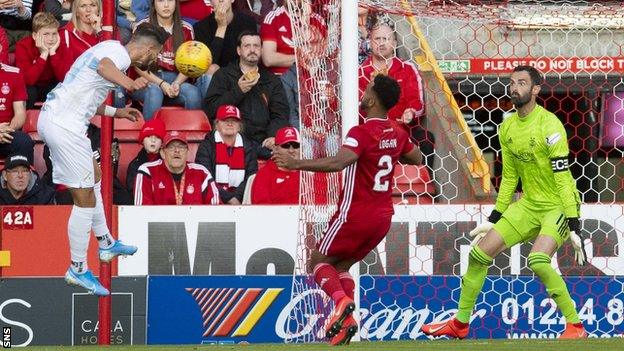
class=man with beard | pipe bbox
[273,75,422,345]
[205,30,289,160]
[421,66,588,339]
[37,22,167,296]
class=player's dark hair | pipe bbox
[132,22,169,46]
[372,75,401,111]
[237,30,261,47]
[513,65,542,85]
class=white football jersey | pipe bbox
[42,40,131,135]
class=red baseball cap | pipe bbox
[216,104,241,121]
[138,118,166,143]
[275,127,300,145]
[163,130,188,146]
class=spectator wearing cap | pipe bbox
[251,126,299,204]
[0,153,55,204]
[125,118,166,198]
[135,131,221,205]
[195,104,258,205]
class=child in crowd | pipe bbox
[126,118,166,199]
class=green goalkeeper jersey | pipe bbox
[495,104,581,218]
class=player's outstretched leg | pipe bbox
[314,263,355,338]
[329,271,358,345]
[421,245,493,339]
[92,181,138,262]
[527,251,587,339]
[65,199,109,296]
[329,314,358,346]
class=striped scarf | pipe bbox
[214,132,245,191]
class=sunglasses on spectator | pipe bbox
[280,142,300,149]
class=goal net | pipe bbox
[286,0,624,343]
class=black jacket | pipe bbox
[195,130,258,203]
[193,11,257,69]
[0,171,56,205]
[204,60,290,145]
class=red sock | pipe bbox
[314,263,346,303]
[338,272,355,299]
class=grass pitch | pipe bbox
[25,338,623,350]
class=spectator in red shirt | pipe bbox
[260,1,326,75]
[195,104,258,205]
[57,0,105,78]
[134,131,221,205]
[358,20,435,175]
[251,126,299,204]
[15,12,67,109]
[131,0,202,120]
[0,64,34,163]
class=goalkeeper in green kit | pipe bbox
[421,65,588,339]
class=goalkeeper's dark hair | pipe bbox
[372,74,401,111]
[513,65,542,86]
[131,22,169,46]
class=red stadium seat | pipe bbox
[392,164,435,204]
[23,109,40,134]
[153,108,211,141]
[114,116,145,142]
[90,115,102,128]
[117,143,142,190]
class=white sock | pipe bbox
[92,181,115,249]
[68,205,94,273]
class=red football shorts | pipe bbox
[317,214,392,261]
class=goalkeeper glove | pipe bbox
[469,210,502,247]
[568,218,587,265]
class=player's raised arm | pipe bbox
[273,146,358,173]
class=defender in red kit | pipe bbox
[273,75,422,345]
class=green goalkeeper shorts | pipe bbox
[493,200,570,248]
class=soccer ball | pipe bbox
[175,41,212,78]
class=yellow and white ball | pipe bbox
[175,40,212,78]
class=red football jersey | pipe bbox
[0,64,27,124]
[260,6,326,75]
[358,57,425,124]
[339,118,415,219]
[134,160,220,205]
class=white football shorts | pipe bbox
[37,111,95,188]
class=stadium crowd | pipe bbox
[0,0,432,205]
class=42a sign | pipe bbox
[2,207,33,230]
